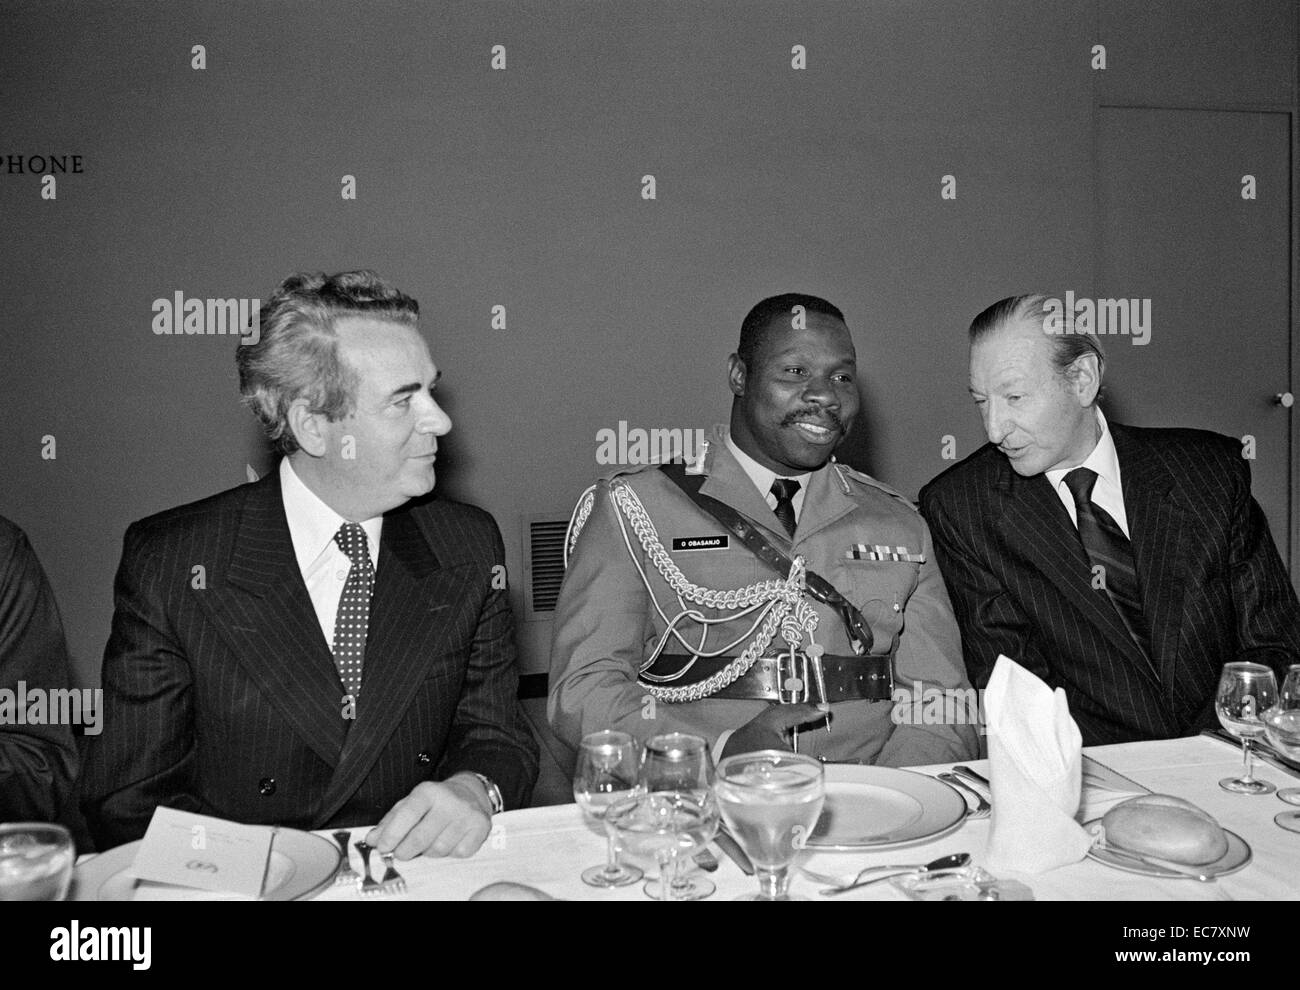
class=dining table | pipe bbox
[72,734,1300,901]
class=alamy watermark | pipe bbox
[0,682,102,736]
[1042,291,1151,345]
[595,421,706,466]
[151,291,260,344]
[890,680,986,733]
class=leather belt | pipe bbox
[639,653,895,703]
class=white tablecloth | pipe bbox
[306,735,1299,902]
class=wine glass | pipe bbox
[0,823,74,901]
[716,750,825,901]
[1264,665,1300,832]
[636,732,719,901]
[1215,661,1278,795]
[573,730,644,887]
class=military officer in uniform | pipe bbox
[548,294,979,765]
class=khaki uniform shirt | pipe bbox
[548,425,980,767]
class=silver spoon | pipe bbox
[820,852,971,896]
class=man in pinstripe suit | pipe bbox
[920,294,1300,745]
[82,271,537,856]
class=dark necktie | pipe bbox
[332,522,374,699]
[770,478,801,538]
[1062,468,1150,658]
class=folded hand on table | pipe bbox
[365,773,493,859]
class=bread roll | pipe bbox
[468,881,557,901]
[1101,794,1228,865]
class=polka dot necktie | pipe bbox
[332,522,374,699]
[770,478,801,538]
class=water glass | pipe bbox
[0,823,74,901]
[715,750,825,900]
[1215,662,1278,795]
[573,729,644,887]
[636,732,718,900]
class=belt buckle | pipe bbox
[776,648,810,704]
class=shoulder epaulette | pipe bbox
[596,460,664,483]
[564,485,598,566]
[565,462,672,565]
[832,460,918,509]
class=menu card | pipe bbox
[129,808,274,898]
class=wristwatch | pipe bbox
[469,772,504,815]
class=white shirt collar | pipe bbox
[1044,407,1129,536]
[724,432,811,501]
[279,458,382,571]
[1045,408,1120,493]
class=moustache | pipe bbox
[781,409,843,432]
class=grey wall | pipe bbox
[0,0,1294,684]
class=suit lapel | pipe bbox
[994,456,1162,686]
[1112,424,1189,691]
[315,502,458,823]
[196,474,349,771]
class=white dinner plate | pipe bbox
[805,765,970,850]
[72,828,341,901]
[1083,819,1252,879]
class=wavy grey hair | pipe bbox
[968,292,1106,394]
[237,270,420,456]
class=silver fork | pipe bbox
[332,831,360,886]
[378,853,407,895]
[939,772,991,818]
[354,841,382,895]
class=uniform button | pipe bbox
[336,569,348,580]
[259,777,276,796]
[415,751,432,766]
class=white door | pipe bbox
[1097,106,1295,589]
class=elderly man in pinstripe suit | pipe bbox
[83,271,537,856]
[920,294,1300,745]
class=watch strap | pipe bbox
[469,772,504,814]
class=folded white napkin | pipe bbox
[983,656,1094,874]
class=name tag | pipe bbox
[672,535,730,551]
[846,544,925,563]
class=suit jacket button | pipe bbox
[416,751,432,766]
[259,777,276,796]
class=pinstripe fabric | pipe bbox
[0,518,80,821]
[919,423,1300,745]
[81,471,538,850]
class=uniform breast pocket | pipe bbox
[835,559,922,641]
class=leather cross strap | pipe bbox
[660,461,877,657]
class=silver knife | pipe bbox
[258,825,280,900]
[713,826,754,875]
[692,846,720,872]
[1081,755,1151,794]
[1095,842,1214,882]
[1201,729,1300,780]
